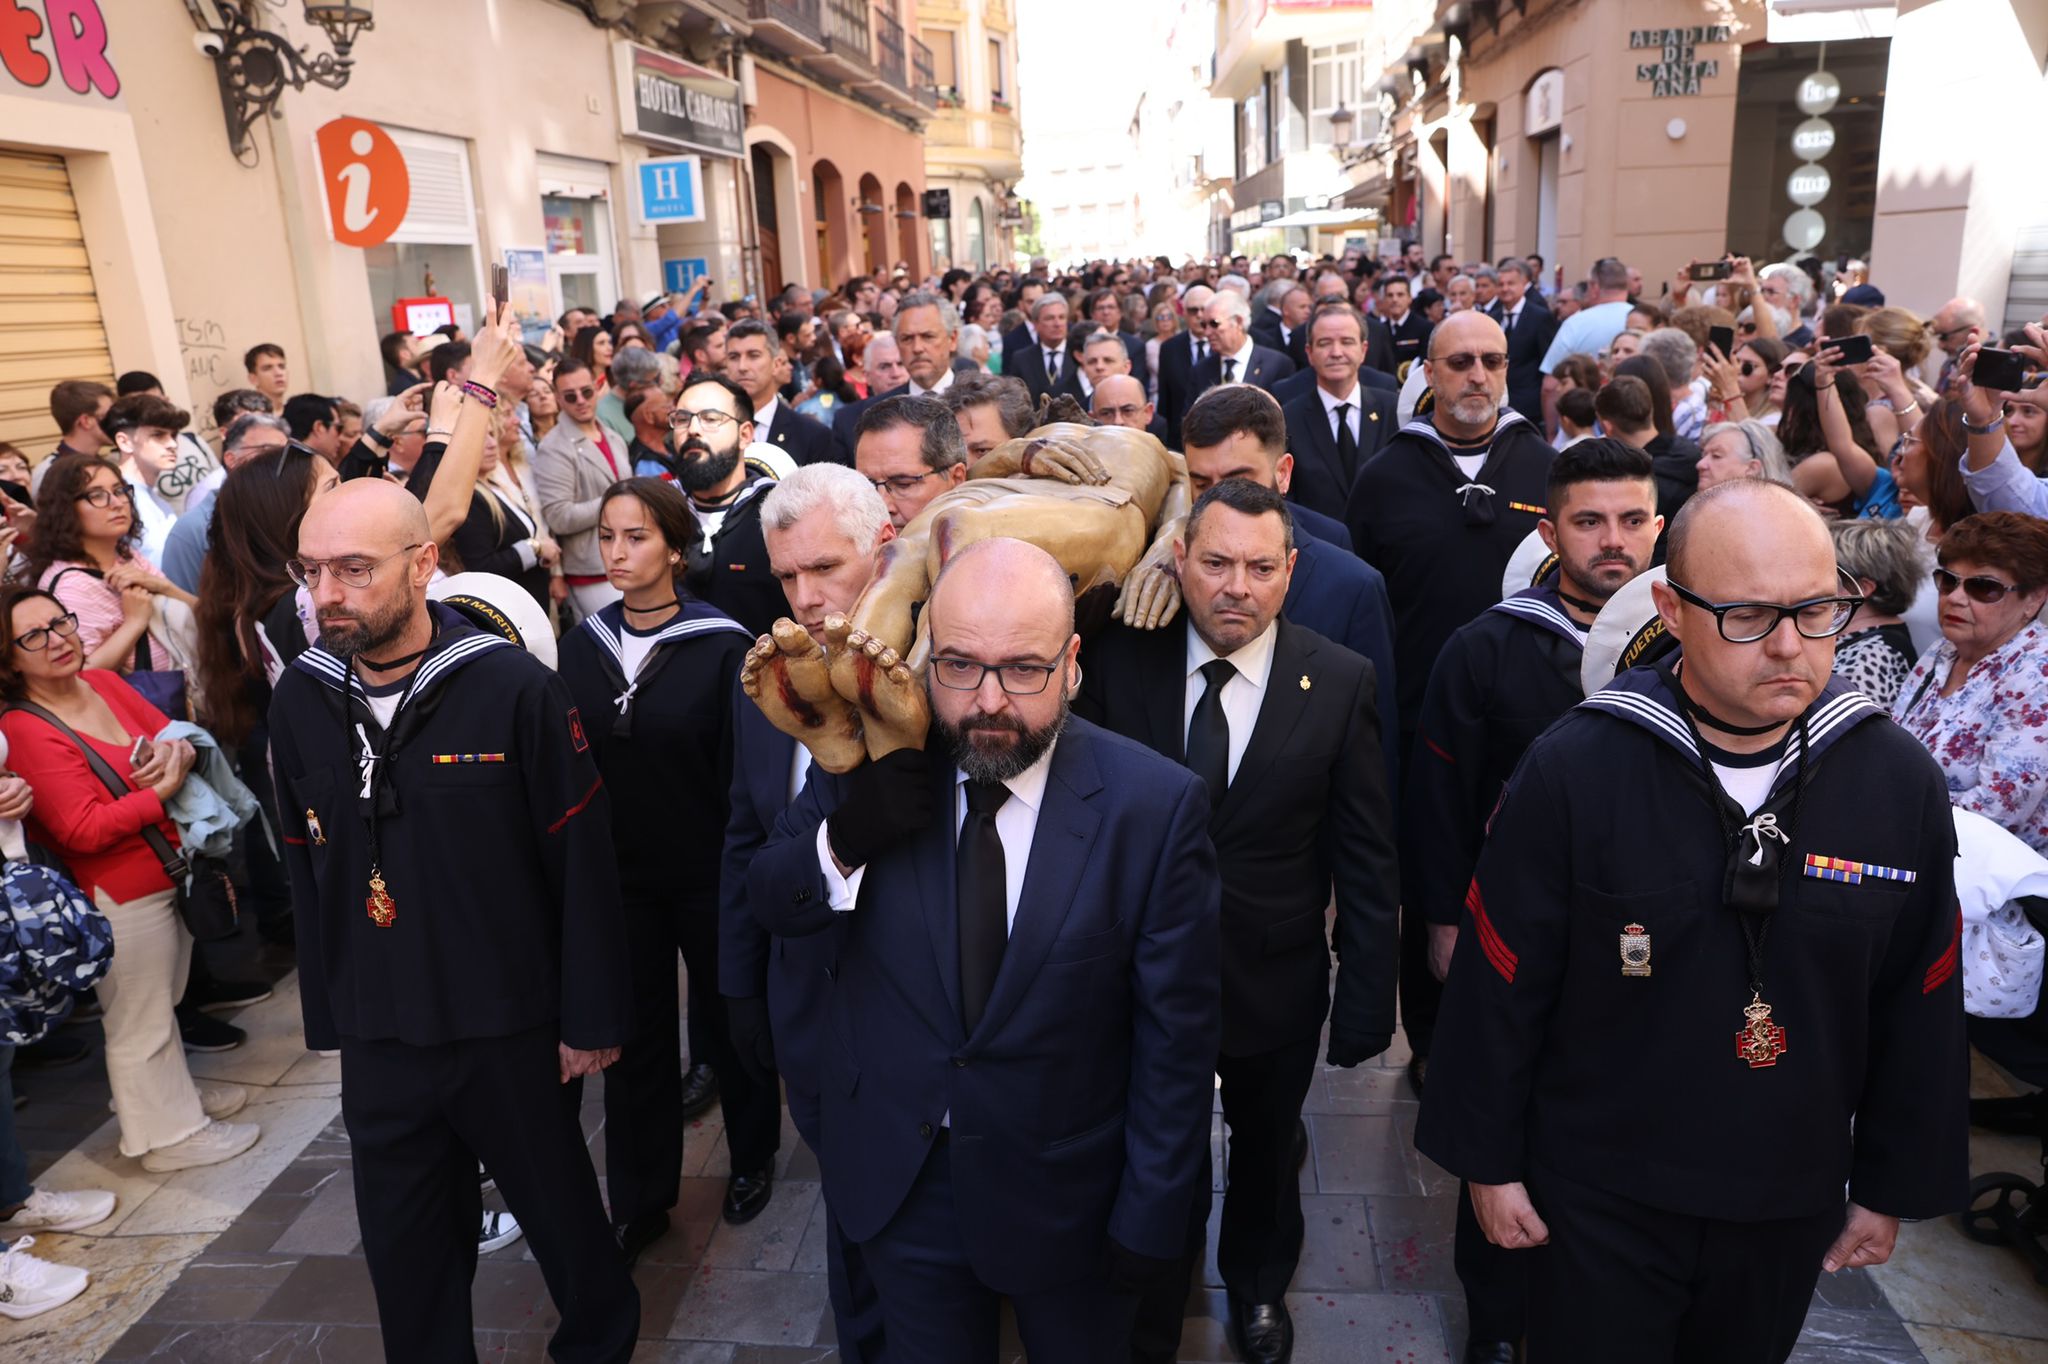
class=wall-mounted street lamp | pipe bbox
[186,1,375,166]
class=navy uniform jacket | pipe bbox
[1416,673,1969,1223]
[1345,412,1556,751]
[719,684,840,1112]
[555,600,752,901]
[747,718,1221,1288]
[270,607,629,1052]
[1076,619,1398,1056]
[1405,586,1588,929]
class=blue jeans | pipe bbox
[0,1042,30,1244]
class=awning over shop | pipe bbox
[1264,206,1380,228]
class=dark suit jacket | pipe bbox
[1156,331,1205,449]
[1075,619,1397,1056]
[748,719,1221,1285]
[831,382,908,461]
[1186,343,1296,414]
[1284,531,1402,802]
[1283,386,1398,522]
[719,689,839,1123]
[1000,322,1035,367]
[1250,313,1309,371]
[1274,363,1398,409]
[761,400,840,467]
[1115,331,1151,391]
[1008,339,1086,408]
[1371,312,1432,376]
[1495,299,1558,423]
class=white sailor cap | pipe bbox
[1580,566,1678,698]
[429,572,558,670]
[1501,527,1557,600]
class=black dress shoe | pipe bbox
[177,1005,246,1053]
[1464,1342,1521,1364]
[723,1167,773,1225]
[680,1063,720,1120]
[1228,1298,1294,1364]
[186,976,274,1013]
[614,1209,670,1266]
[1406,1055,1428,1098]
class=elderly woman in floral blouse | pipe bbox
[1893,511,2048,854]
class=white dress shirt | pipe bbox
[1499,300,1525,334]
[1216,336,1256,382]
[754,394,782,431]
[1318,382,1364,445]
[817,738,1059,926]
[909,367,955,399]
[1184,619,1278,783]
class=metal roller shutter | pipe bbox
[0,150,113,462]
[2006,223,2048,336]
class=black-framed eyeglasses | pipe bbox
[285,543,422,589]
[1933,567,2019,604]
[867,471,942,495]
[1666,580,1863,643]
[75,484,134,509]
[669,408,737,431]
[12,612,78,652]
[1094,404,1148,423]
[1431,351,1510,373]
[930,656,1061,695]
[557,385,597,403]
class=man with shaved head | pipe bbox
[1417,480,1967,1363]
[270,479,640,1360]
[747,537,1222,1361]
[1091,372,1165,443]
[1345,307,1557,1095]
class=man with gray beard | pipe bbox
[746,538,1221,1362]
[669,371,784,635]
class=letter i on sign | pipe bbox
[316,117,411,249]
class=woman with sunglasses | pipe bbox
[1893,512,2048,854]
[29,454,197,676]
[0,586,261,1172]
[1701,337,1786,428]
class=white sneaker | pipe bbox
[0,1188,116,1235]
[0,1237,90,1320]
[478,1207,522,1253]
[140,1120,260,1173]
[199,1085,248,1120]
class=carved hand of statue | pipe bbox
[740,620,868,774]
[1021,436,1112,486]
[1112,534,1184,631]
[824,616,930,760]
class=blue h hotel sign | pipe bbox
[638,157,704,225]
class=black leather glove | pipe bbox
[1327,1031,1392,1068]
[825,747,934,871]
[725,994,777,1087]
[1102,1236,1182,1296]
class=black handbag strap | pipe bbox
[47,565,154,672]
[8,699,186,883]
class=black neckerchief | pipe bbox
[1435,420,1501,526]
[345,620,439,913]
[1556,586,1606,620]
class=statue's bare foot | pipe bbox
[740,620,867,773]
[823,615,930,758]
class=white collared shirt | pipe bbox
[1500,300,1524,332]
[1184,619,1278,783]
[909,367,955,399]
[817,738,1060,925]
[754,394,782,431]
[1318,382,1364,444]
[1217,335,1256,379]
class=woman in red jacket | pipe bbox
[0,586,261,1173]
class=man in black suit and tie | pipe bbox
[1250,284,1311,370]
[1156,284,1215,450]
[1370,276,1433,377]
[998,275,1049,362]
[1281,303,1398,520]
[748,538,1221,1363]
[727,319,839,466]
[1186,290,1296,414]
[1079,480,1398,1364]
[1490,260,1557,425]
[1082,288,1151,392]
[1010,294,1082,409]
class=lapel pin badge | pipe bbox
[1619,922,1651,977]
[305,809,327,846]
[1299,674,1311,691]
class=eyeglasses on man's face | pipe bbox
[557,385,597,403]
[1094,404,1148,424]
[12,612,79,652]
[929,656,1061,695]
[867,471,942,496]
[285,544,422,590]
[1666,580,1862,643]
[1430,352,1510,374]
[669,408,738,432]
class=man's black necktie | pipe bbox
[1334,401,1360,478]
[1046,350,1061,383]
[1185,659,1235,801]
[1223,356,1237,383]
[1195,340,1208,366]
[958,778,1011,1033]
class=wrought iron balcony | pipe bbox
[911,35,936,107]
[747,0,823,52]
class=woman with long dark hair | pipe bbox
[1777,356,1885,516]
[31,454,196,678]
[555,478,770,1258]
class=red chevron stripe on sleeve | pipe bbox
[1923,905,1962,994]
[1466,879,1518,983]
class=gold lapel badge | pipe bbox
[306,809,326,846]
[1619,923,1651,977]
[1299,674,1312,691]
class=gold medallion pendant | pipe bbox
[366,870,397,928]
[1735,995,1787,1068]
[1619,923,1652,977]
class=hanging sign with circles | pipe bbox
[1782,70,1837,253]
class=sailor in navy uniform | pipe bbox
[270,481,637,1363]
[1404,439,1663,1363]
[1416,481,1967,1364]
[556,478,771,1252]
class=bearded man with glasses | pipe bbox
[1418,478,1966,1364]
[1342,308,1557,1097]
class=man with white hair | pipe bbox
[1758,263,1815,348]
[1012,292,1081,408]
[1184,289,1297,417]
[725,462,896,1364]
[1159,283,1217,448]
[832,330,912,460]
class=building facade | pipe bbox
[915,0,1023,271]
[0,0,936,460]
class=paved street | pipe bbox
[8,940,2040,1362]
